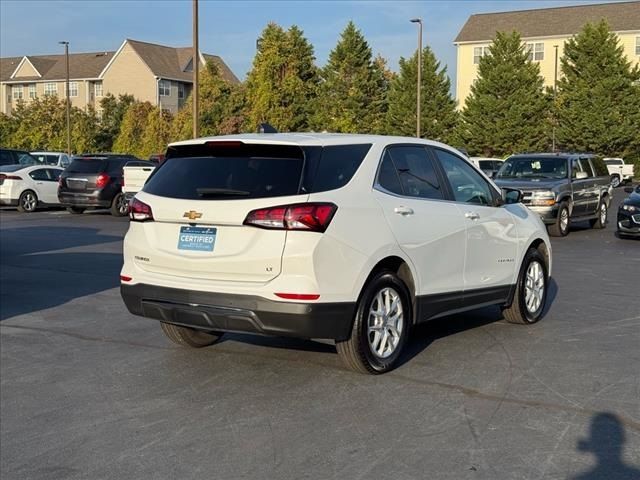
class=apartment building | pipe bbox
[0,38,238,116]
[454,1,640,107]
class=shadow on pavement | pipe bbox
[572,412,640,480]
[0,226,122,321]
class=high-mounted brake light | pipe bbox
[244,203,337,232]
[0,174,22,181]
[96,173,110,189]
[204,141,245,148]
[129,198,153,222]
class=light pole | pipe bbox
[410,18,422,138]
[553,44,559,152]
[192,0,199,138]
[59,41,71,155]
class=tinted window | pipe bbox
[434,148,494,206]
[47,169,62,181]
[0,151,13,166]
[67,158,107,173]
[579,158,594,177]
[604,159,622,166]
[17,153,39,165]
[478,160,493,170]
[377,151,403,195]
[29,169,50,181]
[32,154,59,165]
[571,159,582,178]
[497,157,568,179]
[308,144,371,193]
[590,157,608,177]
[144,145,305,200]
[61,155,70,167]
[386,146,443,200]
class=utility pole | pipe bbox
[553,45,559,152]
[410,18,422,138]
[192,0,199,138]
[59,41,71,155]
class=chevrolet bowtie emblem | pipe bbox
[183,210,203,221]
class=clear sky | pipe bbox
[0,0,627,90]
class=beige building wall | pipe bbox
[456,31,640,108]
[12,59,39,78]
[2,80,93,114]
[101,43,157,104]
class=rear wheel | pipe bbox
[336,271,411,374]
[160,322,221,348]
[67,206,85,214]
[502,248,548,325]
[589,201,607,229]
[17,190,38,213]
[111,193,128,217]
[548,202,570,237]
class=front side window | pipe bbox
[12,85,23,100]
[380,146,444,200]
[28,84,36,99]
[578,158,594,177]
[94,82,103,97]
[433,148,495,206]
[44,83,57,96]
[159,80,171,97]
[527,42,544,61]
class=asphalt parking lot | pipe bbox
[1,189,638,480]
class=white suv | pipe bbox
[121,134,552,374]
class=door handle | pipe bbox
[36,182,43,185]
[394,206,414,216]
[465,211,480,220]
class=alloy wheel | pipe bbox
[22,192,37,212]
[524,260,545,314]
[560,208,569,233]
[367,287,404,359]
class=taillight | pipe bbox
[0,174,22,181]
[96,173,110,189]
[244,203,337,232]
[121,171,125,187]
[58,176,63,187]
[129,198,153,222]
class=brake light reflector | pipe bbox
[244,203,337,232]
[120,275,132,282]
[129,198,153,222]
[0,174,22,181]
[96,173,110,188]
[275,293,320,301]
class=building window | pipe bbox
[178,83,185,99]
[527,42,544,61]
[29,84,36,99]
[44,83,57,96]
[159,79,171,97]
[12,85,23,100]
[636,36,640,56]
[94,82,103,97]
[66,82,78,97]
[473,46,491,65]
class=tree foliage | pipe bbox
[313,21,388,133]
[456,31,551,156]
[245,23,318,131]
[556,20,640,163]
[386,46,458,142]
[112,102,155,157]
[96,93,135,151]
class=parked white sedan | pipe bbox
[0,165,63,212]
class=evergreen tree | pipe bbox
[556,21,640,163]
[313,21,388,133]
[386,46,458,142]
[245,23,318,131]
[457,31,551,156]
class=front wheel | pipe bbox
[502,248,548,325]
[336,271,411,374]
[17,190,38,213]
[589,201,607,229]
[160,322,221,348]
[111,193,128,217]
[548,202,570,237]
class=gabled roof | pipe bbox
[1,51,114,82]
[0,57,22,82]
[455,1,640,43]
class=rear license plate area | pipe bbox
[177,226,217,252]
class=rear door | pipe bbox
[63,158,107,192]
[28,168,58,203]
[570,158,590,216]
[132,142,309,283]
[372,145,466,296]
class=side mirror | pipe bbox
[501,188,522,205]
[624,186,634,193]
[575,171,588,180]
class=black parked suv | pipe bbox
[58,155,154,216]
[494,153,613,237]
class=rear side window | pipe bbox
[29,169,50,181]
[145,144,305,200]
[0,151,13,166]
[590,157,609,177]
[67,159,106,173]
[307,144,371,193]
[604,159,622,166]
[384,145,444,200]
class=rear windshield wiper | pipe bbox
[196,187,250,197]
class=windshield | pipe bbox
[496,157,568,179]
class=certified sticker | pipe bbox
[177,226,217,252]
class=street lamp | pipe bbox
[59,41,71,155]
[553,44,559,152]
[192,0,199,138]
[410,18,422,138]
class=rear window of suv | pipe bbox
[67,158,107,173]
[147,142,372,200]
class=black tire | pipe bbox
[548,202,570,237]
[110,192,128,217]
[336,271,411,374]
[160,322,221,348]
[67,206,85,214]
[17,190,38,213]
[589,201,607,229]
[610,175,621,188]
[502,248,548,325]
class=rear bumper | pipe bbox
[121,283,356,341]
[0,197,18,206]
[58,191,112,208]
